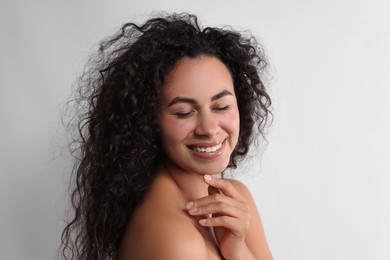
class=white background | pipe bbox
[1,0,389,259]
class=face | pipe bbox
[159,56,240,175]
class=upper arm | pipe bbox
[147,222,209,260]
[119,213,210,260]
[229,179,273,260]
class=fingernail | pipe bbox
[189,207,197,214]
[199,219,206,225]
[185,201,193,209]
[204,175,212,183]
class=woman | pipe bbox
[62,13,273,259]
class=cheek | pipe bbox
[233,110,240,132]
[218,108,240,148]
[160,117,194,144]
[225,108,240,136]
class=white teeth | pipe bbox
[193,143,222,153]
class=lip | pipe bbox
[188,139,226,159]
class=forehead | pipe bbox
[162,56,235,101]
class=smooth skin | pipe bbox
[118,56,272,259]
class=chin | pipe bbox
[193,160,230,175]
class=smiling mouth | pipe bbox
[188,139,225,153]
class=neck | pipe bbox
[160,159,210,202]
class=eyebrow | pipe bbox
[168,90,233,107]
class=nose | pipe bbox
[194,111,219,137]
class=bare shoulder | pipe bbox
[226,178,253,198]
[119,207,209,260]
[119,173,211,260]
[226,178,274,260]
[225,179,258,218]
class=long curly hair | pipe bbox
[61,12,271,260]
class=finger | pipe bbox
[203,175,243,199]
[188,193,249,213]
[187,200,245,217]
[198,216,247,237]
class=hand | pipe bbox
[186,175,254,259]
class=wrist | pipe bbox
[226,241,256,260]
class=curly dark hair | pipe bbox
[61,12,271,260]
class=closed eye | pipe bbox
[213,105,230,111]
[175,111,195,118]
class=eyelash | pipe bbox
[213,105,230,111]
[174,106,230,118]
[175,111,194,118]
